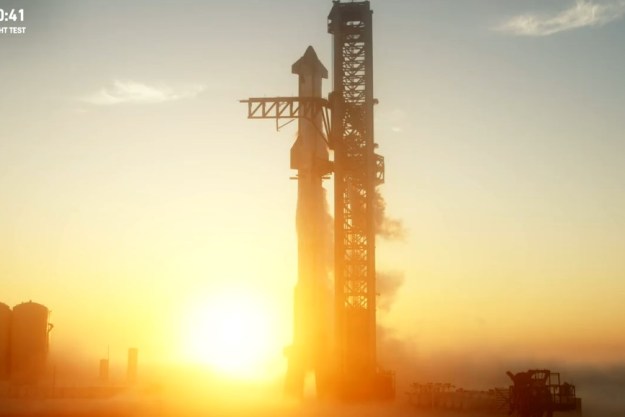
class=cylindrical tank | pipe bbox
[0,303,10,380]
[99,359,109,382]
[10,301,50,384]
[127,348,138,384]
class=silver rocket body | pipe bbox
[285,46,333,398]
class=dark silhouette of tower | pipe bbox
[328,1,392,400]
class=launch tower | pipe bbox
[242,0,393,401]
[328,1,389,400]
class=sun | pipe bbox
[181,290,279,379]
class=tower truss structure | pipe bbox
[328,1,388,400]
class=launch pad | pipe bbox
[242,0,393,401]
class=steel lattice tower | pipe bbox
[328,1,387,399]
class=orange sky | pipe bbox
[2,0,625,386]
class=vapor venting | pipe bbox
[375,190,406,241]
[321,187,334,289]
[295,182,334,290]
[377,271,405,313]
[374,188,409,387]
[374,189,407,314]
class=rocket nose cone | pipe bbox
[304,45,317,59]
[292,46,328,78]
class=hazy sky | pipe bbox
[1,0,625,379]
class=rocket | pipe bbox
[284,46,333,398]
[290,46,330,174]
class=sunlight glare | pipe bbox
[181,289,278,379]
